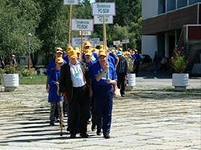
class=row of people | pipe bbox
[46,41,118,139]
[46,41,141,139]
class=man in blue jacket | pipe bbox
[89,48,117,139]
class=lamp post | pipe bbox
[28,33,32,70]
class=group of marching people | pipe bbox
[46,41,140,139]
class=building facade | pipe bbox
[142,0,201,74]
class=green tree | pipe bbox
[0,0,41,64]
[36,0,66,65]
[128,17,142,50]
[36,0,91,65]
[0,0,142,67]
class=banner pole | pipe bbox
[80,31,83,52]
[68,4,72,46]
[103,15,107,47]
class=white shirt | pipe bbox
[69,61,86,87]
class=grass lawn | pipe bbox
[20,74,47,84]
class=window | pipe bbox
[158,0,166,14]
[189,0,197,5]
[177,0,187,8]
[167,0,176,11]
[189,0,201,5]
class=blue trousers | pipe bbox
[93,84,113,135]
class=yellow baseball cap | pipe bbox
[85,49,92,56]
[66,45,74,52]
[83,41,91,47]
[99,45,108,51]
[98,49,107,57]
[55,57,64,63]
[75,47,81,54]
[68,50,77,59]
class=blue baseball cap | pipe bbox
[117,51,123,56]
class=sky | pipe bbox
[90,0,95,3]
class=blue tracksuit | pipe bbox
[89,60,117,135]
[48,69,63,102]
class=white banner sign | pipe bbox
[121,39,130,44]
[90,38,100,46]
[79,31,91,36]
[64,0,78,5]
[94,15,113,24]
[72,19,94,31]
[92,3,115,16]
[72,37,89,47]
[113,40,121,46]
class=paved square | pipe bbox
[0,78,200,150]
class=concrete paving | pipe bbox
[0,77,200,150]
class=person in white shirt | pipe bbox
[59,49,89,138]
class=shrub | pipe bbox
[21,68,36,77]
[171,46,186,73]
[4,65,19,74]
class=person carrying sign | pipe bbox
[88,48,117,139]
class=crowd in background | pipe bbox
[0,54,17,69]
